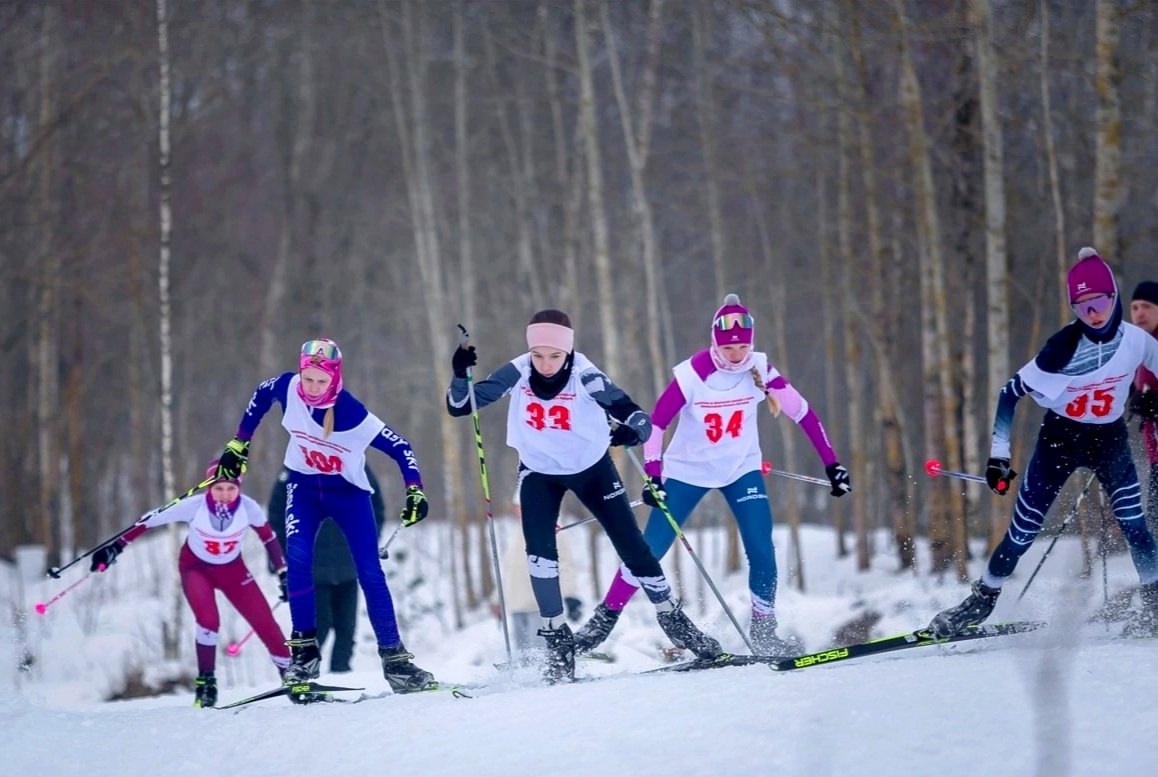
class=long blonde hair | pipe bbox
[323,407,335,439]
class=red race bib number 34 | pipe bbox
[705,410,744,443]
[1065,389,1114,419]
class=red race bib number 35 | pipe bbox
[1065,389,1114,419]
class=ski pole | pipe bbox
[378,522,404,559]
[623,447,756,655]
[923,459,989,487]
[226,600,285,656]
[457,324,513,665]
[759,460,830,488]
[34,571,96,614]
[557,499,644,532]
[1017,471,1098,602]
[49,475,217,579]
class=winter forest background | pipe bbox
[3,0,1157,632]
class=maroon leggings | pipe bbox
[179,544,289,670]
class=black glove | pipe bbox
[641,475,667,508]
[565,596,583,622]
[985,457,1017,495]
[826,463,852,497]
[400,485,429,526]
[90,541,125,572]
[277,569,288,602]
[1130,390,1158,420]
[217,437,250,480]
[452,345,478,379]
[610,410,651,448]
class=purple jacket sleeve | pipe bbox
[235,372,293,441]
[644,379,688,478]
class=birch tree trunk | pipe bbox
[482,19,544,304]
[847,0,913,569]
[449,0,472,630]
[834,35,870,572]
[601,0,667,397]
[155,0,182,658]
[973,0,1010,548]
[896,0,966,578]
[381,0,474,616]
[1039,0,1068,327]
[691,0,726,302]
[817,165,847,558]
[1093,0,1122,258]
[35,2,59,558]
[748,161,805,591]
[575,0,620,377]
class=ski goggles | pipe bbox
[301,339,342,362]
[713,312,754,331]
[1071,293,1115,319]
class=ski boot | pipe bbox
[193,672,217,709]
[655,600,723,660]
[928,580,1001,638]
[1122,581,1158,638]
[537,622,576,683]
[750,615,800,656]
[379,645,438,694]
[573,603,621,655]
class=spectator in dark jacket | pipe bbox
[269,465,387,672]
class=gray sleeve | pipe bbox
[579,370,644,423]
[447,361,521,416]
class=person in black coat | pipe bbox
[269,465,387,672]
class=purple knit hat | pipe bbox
[711,294,754,346]
[1067,247,1117,303]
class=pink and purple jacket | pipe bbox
[643,349,837,479]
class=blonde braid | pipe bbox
[751,366,781,418]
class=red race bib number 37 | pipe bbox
[203,540,239,556]
[1065,389,1114,419]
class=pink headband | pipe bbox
[526,323,574,353]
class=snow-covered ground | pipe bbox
[2,514,1154,777]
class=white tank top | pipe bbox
[280,375,380,490]
[662,352,769,488]
[1018,324,1158,423]
[505,352,612,475]
[140,494,268,565]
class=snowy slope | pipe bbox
[3,520,1155,776]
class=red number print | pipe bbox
[1065,389,1115,419]
[705,410,744,443]
[202,540,238,556]
[527,403,572,431]
[299,446,343,473]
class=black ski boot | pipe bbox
[193,672,217,709]
[283,630,322,684]
[538,623,576,683]
[573,603,621,654]
[656,600,723,660]
[1122,581,1158,638]
[928,580,1001,638]
[379,645,437,693]
[750,615,800,656]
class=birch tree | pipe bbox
[1093,0,1122,257]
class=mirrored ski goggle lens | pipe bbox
[1072,294,1114,318]
[713,312,754,331]
[301,340,341,361]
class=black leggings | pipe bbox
[519,453,668,618]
